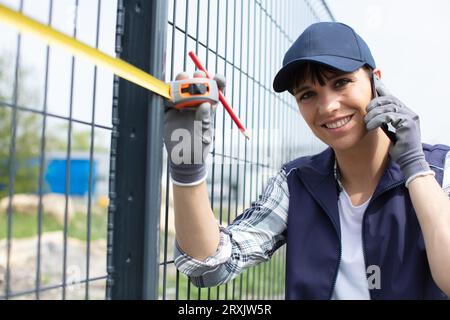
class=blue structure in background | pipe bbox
[45,159,96,196]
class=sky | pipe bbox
[327,0,450,145]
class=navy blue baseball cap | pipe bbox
[273,22,376,93]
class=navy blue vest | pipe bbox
[282,143,450,300]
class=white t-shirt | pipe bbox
[331,188,372,300]
[331,152,450,300]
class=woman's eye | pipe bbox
[335,79,351,88]
[298,91,315,101]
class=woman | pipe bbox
[165,22,450,299]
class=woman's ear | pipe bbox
[373,68,382,80]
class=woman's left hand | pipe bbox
[364,79,433,186]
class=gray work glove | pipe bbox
[163,71,226,186]
[364,78,434,187]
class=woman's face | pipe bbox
[293,68,376,151]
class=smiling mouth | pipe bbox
[322,115,354,130]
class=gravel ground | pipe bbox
[0,231,107,300]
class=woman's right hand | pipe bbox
[163,71,226,186]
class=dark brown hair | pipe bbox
[291,62,373,95]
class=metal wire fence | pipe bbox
[0,0,116,299]
[0,0,334,300]
[158,0,334,300]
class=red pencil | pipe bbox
[188,51,250,140]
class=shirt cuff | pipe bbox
[173,226,232,277]
[170,171,207,187]
[405,170,436,188]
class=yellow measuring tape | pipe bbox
[0,4,171,100]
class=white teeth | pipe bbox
[325,116,352,129]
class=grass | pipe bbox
[159,252,286,300]
[0,210,107,241]
[67,211,107,241]
[1,205,285,301]
[158,208,286,300]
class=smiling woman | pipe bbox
[291,64,379,154]
[272,22,450,299]
[172,21,450,300]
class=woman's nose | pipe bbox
[317,92,340,114]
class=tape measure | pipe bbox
[0,4,206,106]
[0,3,249,138]
[0,4,172,99]
[170,78,219,110]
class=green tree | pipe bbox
[0,56,42,198]
[0,54,95,200]
[46,124,92,152]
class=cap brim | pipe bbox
[272,56,366,93]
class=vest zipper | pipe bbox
[361,180,405,300]
[299,171,344,299]
[326,183,343,300]
[329,242,342,299]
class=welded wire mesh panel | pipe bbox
[159,0,334,300]
[0,0,116,299]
